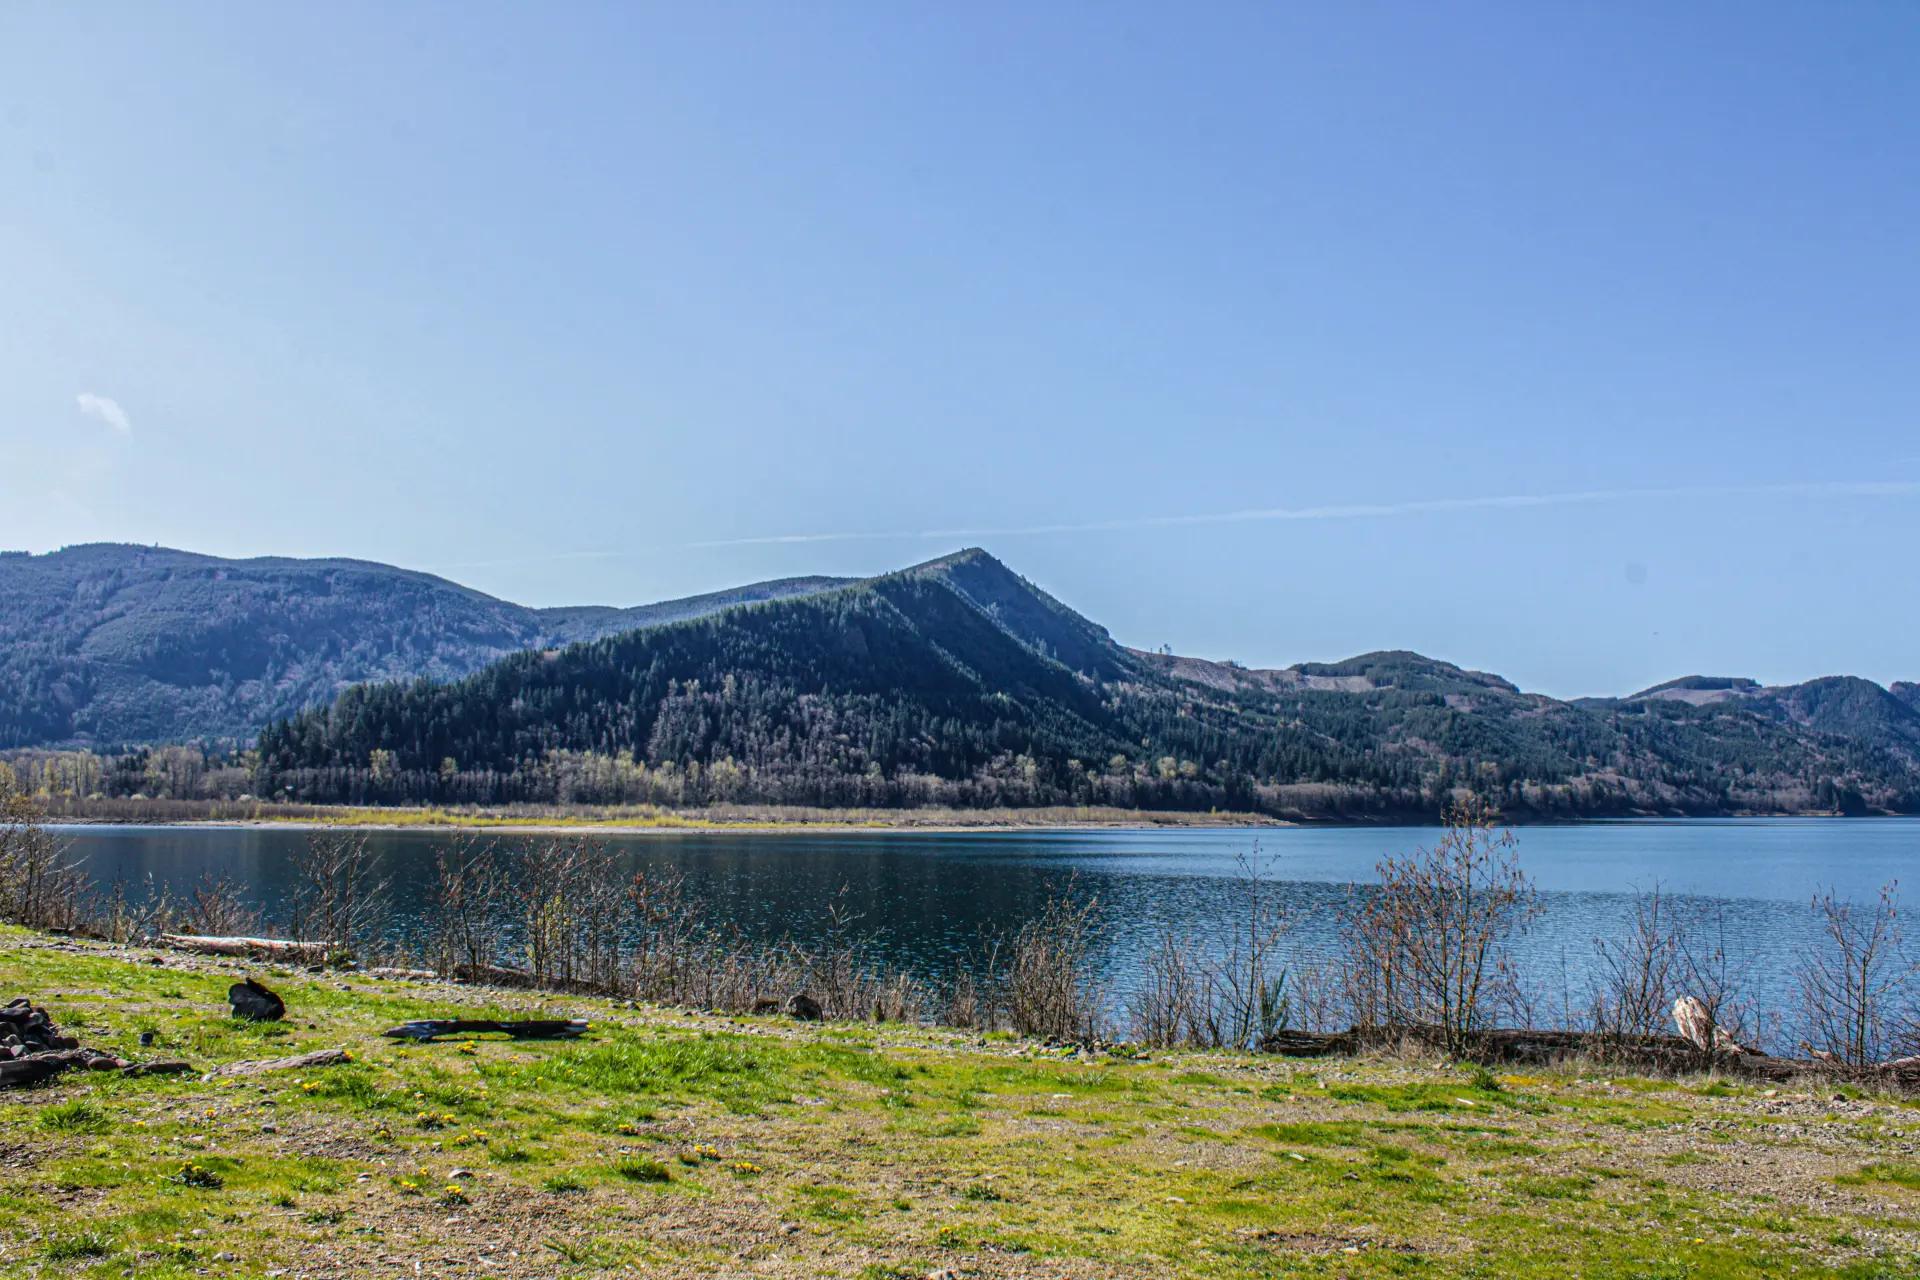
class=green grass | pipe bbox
[3,928,1918,1279]
[611,1155,673,1184]
[42,1231,116,1261]
[1837,1162,1920,1191]
[37,1098,110,1133]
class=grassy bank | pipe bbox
[34,797,1286,832]
[4,930,1919,1278]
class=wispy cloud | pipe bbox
[75,392,131,436]
[689,479,1920,549]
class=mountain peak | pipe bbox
[1294,651,1521,695]
[874,547,1127,679]
[894,546,999,576]
[1628,675,1764,703]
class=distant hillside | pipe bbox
[0,544,846,747]
[1612,674,1920,768]
[260,548,1920,819]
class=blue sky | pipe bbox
[3,3,1916,698]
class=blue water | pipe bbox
[56,818,1920,1028]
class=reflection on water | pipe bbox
[57,819,1920,1020]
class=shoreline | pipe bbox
[38,807,1899,835]
[39,804,1299,836]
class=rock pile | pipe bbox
[0,997,190,1088]
[1,997,79,1055]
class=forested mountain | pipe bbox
[258,548,1920,819]
[1610,674,1920,767]
[0,544,846,747]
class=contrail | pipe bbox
[687,479,1920,549]
[425,477,1920,573]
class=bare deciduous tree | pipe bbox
[286,830,390,960]
[1347,796,1537,1055]
[1796,881,1915,1067]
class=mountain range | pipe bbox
[0,544,844,748]
[6,543,1917,818]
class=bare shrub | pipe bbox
[0,782,89,931]
[1289,957,1348,1034]
[286,830,391,960]
[868,970,926,1024]
[1004,892,1105,1043]
[1346,797,1537,1055]
[1795,881,1916,1066]
[94,876,171,943]
[430,834,509,976]
[805,886,873,1020]
[1130,929,1207,1047]
[1210,849,1291,1049]
[936,944,1003,1030]
[1673,903,1762,1060]
[516,837,627,991]
[627,865,704,1002]
[180,873,264,937]
[1128,849,1290,1049]
[1590,884,1685,1052]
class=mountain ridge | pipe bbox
[0,542,850,747]
[255,546,1920,819]
[9,542,1919,819]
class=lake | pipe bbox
[54,818,1920,1030]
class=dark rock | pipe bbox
[784,993,823,1022]
[228,978,286,1022]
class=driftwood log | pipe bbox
[204,1048,353,1079]
[1260,1025,1920,1088]
[0,1047,125,1087]
[442,963,607,994]
[0,1051,190,1087]
[382,1018,590,1042]
[159,934,336,962]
